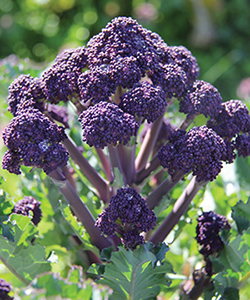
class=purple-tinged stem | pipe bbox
[95,147,113,182]
[117,143,136,186]
[113,86,123,105]
[149,176,206,245]
[135,154,160,184]
[49,169,112,251]
[135,114,164,172]
[181,273,211,300]
[146,171,185,210]
[107,144,126,184]
[63,136,110,203]
[178,114,195,130]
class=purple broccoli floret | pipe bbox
[78,66,116,104]
[42,47,88,103]
[207,100,250,139]
[164,46,200,85]
[110,56,142,89]
[195,211,230,257]
[119,81,167,123]
[78,101,139,149]
[148,63,188,99]
[234,134,250,158]
[2,108,68,175]
[13,196,42,226]
[8,74,45,116]
[179,80,222,118]
[87,16,167,74]
[95,187,156,249]
[0,278,13,300]
[158,126,226,182]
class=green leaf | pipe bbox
[27,265,110,300]
[57,202,99,255]
[221,287,239,300]
[231,198,250,234]
[216,234,247,273]
[0,214,51,284]
[89,244,173,300]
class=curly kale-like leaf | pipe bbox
[0,214,51,284]
[88,244,173,300]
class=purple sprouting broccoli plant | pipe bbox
[2,108,68,175]
[2,15,250,300]
[195,211,231,257]
[13,196,42,226]
[95,187,156,249]
[0,279,13,300]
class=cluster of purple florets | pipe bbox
[13,196,42,226]
[195,211,230,257]
[179,80,222,118]
[78,101,139,148]
[95,187,156,249]
[0,279,13,300]
[42,46,88,103]
[2,108,68,175]
[3,16,203,167]
[158,126,227,182]
[8,74,45,116]
[207,100,250,160]
[119,81,167,123]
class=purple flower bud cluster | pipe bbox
[164,46,200,85]
[207,100,250,139]
[8,74,45,116]
[42,47,88,104]
[78,101,139,148]
[13,196,42,226]
[158,126,226,182]
[179,80,222,118]
[148,63,188,99]
[87,16,167,74]
[78,66,116,104]
[0,278,13,300]
[207,100,250,161]
[95,187,156,249]
[2,108,68,175]
[195,211,230,257]
[119,81,167,123]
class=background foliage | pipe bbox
[1,0,250,299]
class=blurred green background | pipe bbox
[1,1,250,298]
[0,0,250,101]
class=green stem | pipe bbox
[63,136,110,203]
[150,177,206,245]
[49,169,112,251]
